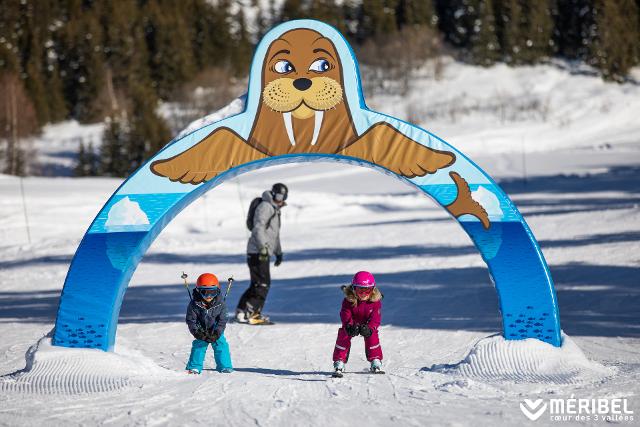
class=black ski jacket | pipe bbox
[185,291,228,338]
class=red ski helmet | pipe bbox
[351,271,375,288]
[196,273,219,288]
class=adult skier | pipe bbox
[236,183,288,325]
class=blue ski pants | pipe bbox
[185,334,233,373]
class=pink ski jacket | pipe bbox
[339,287,382,331]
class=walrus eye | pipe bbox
[309,59,331,73]
[274,60,295,74]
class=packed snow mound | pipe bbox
[0,336,179,395]
[425,333,614,384]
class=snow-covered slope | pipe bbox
[370,58,640,156]
[2,58,639,426]
[1,144,639,425]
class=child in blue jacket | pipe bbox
[185,273,233,374]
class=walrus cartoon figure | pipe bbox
[151,28,489,228]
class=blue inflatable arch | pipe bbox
[53,20,561,350]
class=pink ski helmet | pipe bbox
[352,271,376,288]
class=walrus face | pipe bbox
[262,29,344,145]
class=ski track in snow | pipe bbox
[0,336,180,395]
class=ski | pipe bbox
[233,312,275,325]
[331,370,385,377]
[247,320,275,326]
[233,318,275,325]
[247,313,274,325]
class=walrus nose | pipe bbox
[293,78,312,91]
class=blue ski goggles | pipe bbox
[197,287,220,298]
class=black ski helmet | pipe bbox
[271,183,288,202]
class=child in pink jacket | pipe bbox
[332,271,383,376]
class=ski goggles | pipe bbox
[353,285,374,295]
[197,287,220,298]
[273,192,287,202]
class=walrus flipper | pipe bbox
[150,128,267,185]
[340,122,455,178]
[445,172,490,229]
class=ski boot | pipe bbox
[235,309,249,324]
[332,360,345,378]
[187,369,201,375]
[370,359,384,374]
[248,311,273,325]
[220,368,234,374]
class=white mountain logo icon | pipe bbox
[520,399,547,421]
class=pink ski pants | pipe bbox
[332,327,383,362]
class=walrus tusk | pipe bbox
[283,112,296,146]
[311,110,324,146]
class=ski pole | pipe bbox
[181,271,192,301]
[224,277,234,301]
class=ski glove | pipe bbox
[193,330,207,341]
[274,253,283,267]
[258,246,269,262]
[345,324,360,337]
[359,324,373,338]
[205,330,220,343]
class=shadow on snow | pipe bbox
[1,263,637,338]
[0,165,638,338]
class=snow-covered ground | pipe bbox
[2,60,639,426]
[1,144,639,425]
[369,58,640,156]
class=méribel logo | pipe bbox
[520,399,548,421]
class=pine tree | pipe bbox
[24,56,50,125]
[255,5,268,40]
[396,0,437,28]
[75,140,100,176]
[231,10,254,76]
[309,0,348,33]
[521,1,554,63]
[88,142,99,176]
[553,0,594,60]
[471,0,501,65]
[143,1,196,99]
[55,5,105,122]
[357,0,400,42]
[186,0,232,70]
[590,0,640,81]
[434,0,477,48]
[75,142,89,176]
[126,82,171,175]
[498,0,528,64]
[0,72,39,175]
[19,1,49,125]
[43,64,68,123]
[0,44,18,73]
[100,114,130,177]
[98,0,141,90]
[280,0,307,22]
